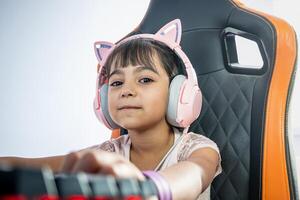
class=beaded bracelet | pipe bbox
[142,171,172,200]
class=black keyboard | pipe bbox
[0,164,158,200]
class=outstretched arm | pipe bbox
[0,155,66,173]
[159,147,220,200]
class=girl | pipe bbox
[0,19,221,200]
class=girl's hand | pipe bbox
[60,149,145,180]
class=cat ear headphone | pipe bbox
[93,19,202,130]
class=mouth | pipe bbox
[117,106,142,110]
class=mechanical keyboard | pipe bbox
[0,164,158,200]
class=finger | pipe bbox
[97,152,145,180]
[71,151,101,173]
[110,161,145,181]
[60,151,81,173]
[71,150,123,173]
[71,150,145,180]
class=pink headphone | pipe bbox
[93,19,202,130]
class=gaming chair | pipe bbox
[110,0,298,199]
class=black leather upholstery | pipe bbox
[121,0,278,199]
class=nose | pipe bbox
[121,90,135,97]
[120,82,136,98]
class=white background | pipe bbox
[0,0,299,165]
[0,0,150,156]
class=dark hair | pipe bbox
[104,38,185,81]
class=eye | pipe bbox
[139,77,154,84]
[109,81,123,87]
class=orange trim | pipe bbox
[232,1,297,199]
[111,129,121,139]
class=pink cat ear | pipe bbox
[94,41,115,66]
[155,19,182,45]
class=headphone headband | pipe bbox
[94,19,198,88]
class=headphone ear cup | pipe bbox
[167,75,186,127]
[98,84,120,129]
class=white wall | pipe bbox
[0,0,150,157]
[0,0,299,159]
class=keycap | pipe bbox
[54,173,91,200]
[0,164,58,200]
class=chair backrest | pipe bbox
[112,0,298,199]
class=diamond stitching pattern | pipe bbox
[190,70,257,200]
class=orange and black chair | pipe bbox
[111,0,298,199]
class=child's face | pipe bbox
[107,56,170,131]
